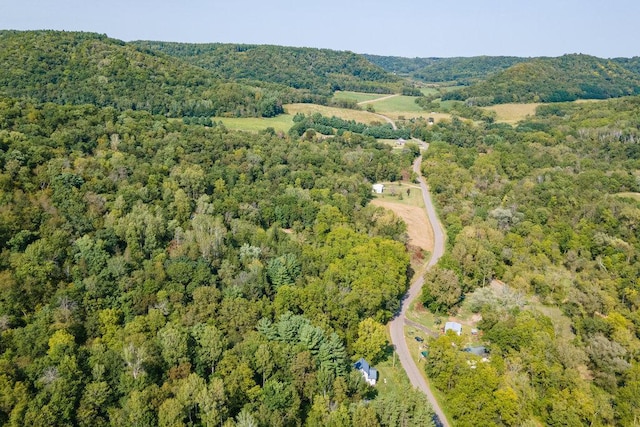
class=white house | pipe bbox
[444,321,462,336]
[372,183,384,194]
[354,358,378,386]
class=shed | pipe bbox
[444,321,462,336]
[463,346,488,357]
[354,358,378,386]
[372,183,384,194]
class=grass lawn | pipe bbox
[373,183,424,208]
[216,114,294,133]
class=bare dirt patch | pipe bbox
[371,199,434,253]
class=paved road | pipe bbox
[389,153,449,427]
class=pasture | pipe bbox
[216,114,294,133]
[333,90,388,103]
[362,95,425,113]
[482,103,541,123]
[284,103,387,124]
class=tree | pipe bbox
[420,266,462,313]
[352,318,388,364]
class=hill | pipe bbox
[443,54,640,104]
[365,55,526,84]
[0,30,303,117]
[133,41,402,96]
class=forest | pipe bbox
[131,42,406,96]
[0,96,436,426]
[3,28,640,427]
[411,96,640,426]
[441,54,640,104]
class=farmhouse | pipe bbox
[444,321,462,335]
[372,183,384,194]
[354,358,378,386]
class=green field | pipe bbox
[420,87,439,96]
[216,114,294,133]
[366,95,425,113]
[333,90,388,103]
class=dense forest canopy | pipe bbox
[442,54,640,104]
[132,41,403,96]
[0,95,434,426]
[411,96,640,426]
[0,30,324,118]
[366,55,526,85]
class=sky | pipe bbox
[1,0,638,58]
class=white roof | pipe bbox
[445,322,462,334]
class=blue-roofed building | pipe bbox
[354,358,378,386]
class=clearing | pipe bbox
[371,184,434,253]
[285,103,388,124]
[615,192,640,201]
[482,103,541,123]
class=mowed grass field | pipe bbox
[333,90,388,103]
[216,114,294,133]
[285,103,388,124]
[364,95,425,113]
[482,103,541,123]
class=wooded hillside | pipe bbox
[443,54,640,104]
[0,30,313,118]
[133,41,402,96]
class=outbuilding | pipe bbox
[372,183,384,194]
[444,321,462,336]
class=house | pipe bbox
[354,358,378,386]
[444,321,462,336]
[372,183,384,194]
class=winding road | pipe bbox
[389,150,449,426]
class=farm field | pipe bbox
[333,90,389,103]
[362,94,425,113]
[482,102,541,123]
[216,114,294,133]
[284,103,387,124]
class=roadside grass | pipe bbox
[333,90,387,103]
[216,114,294,133]
[285,103,386,124]
[404,324,455,424]
[375,326,423,399]
[482,103,541,123]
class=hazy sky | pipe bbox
[1,0,638,58]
